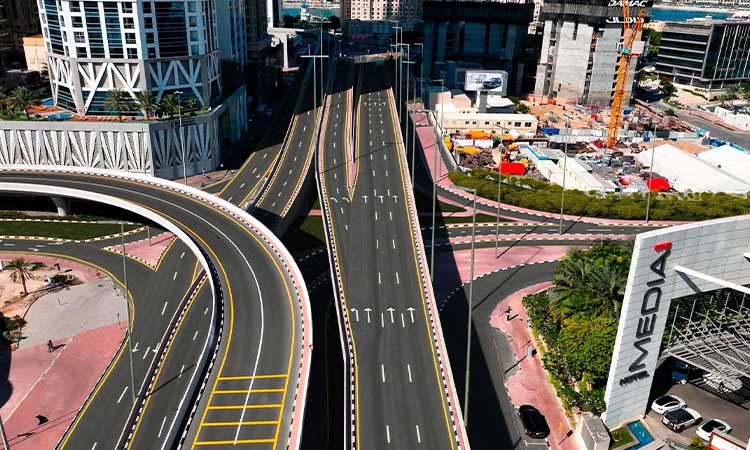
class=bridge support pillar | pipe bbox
[50,196,70,216]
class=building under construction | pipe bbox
[533,0,651,105]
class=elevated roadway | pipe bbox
[0,167,311,450]
[318,59,469,449]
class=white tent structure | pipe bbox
[637,144,750,193]
[697,145,750,182]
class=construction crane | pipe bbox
[606,3,646,148]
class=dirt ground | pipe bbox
[0,254,93,318]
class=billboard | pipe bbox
[463,71,508,94]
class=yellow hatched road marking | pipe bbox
[206,404,282,410]
[214,388,284,394]
[195,439,275,446]
[201,421,279,427]
[218,374,287,381]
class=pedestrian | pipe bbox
[506,305,512,321]
[47,339,54,353]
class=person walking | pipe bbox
[47,339,54,353]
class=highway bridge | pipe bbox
[317,59,470,449]
[0,167,312,450]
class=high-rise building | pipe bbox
[655,13,750,91]
[36,0,239,115]
[0,0,41,65]
[341,0,421,23]
[422,0,534,95]
[533,0,651,105]
[217,0,247,66]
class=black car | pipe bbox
[518,405,550,439]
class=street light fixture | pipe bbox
[402,59,416,185]
[174,90,187,184]
[645,122,657,223]
[120,221,136,406]
[433,78,445,139]
[453,184,477,427]
[558,123,571,235]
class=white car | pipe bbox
[696,419,731,441]
[651,395,687,415]
[663,407,702,432]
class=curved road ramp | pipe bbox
[0,166,312,450]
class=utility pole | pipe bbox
[645,122,657,223]
[120,221,136,406]
[174,90,187,184]
[402,58,415,185]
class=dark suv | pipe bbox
[518,405,550,439]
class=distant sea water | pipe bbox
[651,8,731,21]
[282,6,338,17]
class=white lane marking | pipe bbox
[333,158,336,164]
[416,425,421,443]
[370,154,373,160]
[158,416,167,438]
[2,244,14,246]
[381,313,384,328]
[376,239,379,250]
[117,386,128,403]
[228,196,233,202]
[401,313,405,328]
[385,169,388,177]
[386,425,391,444]
[173,272,177,281]
[372,170,375,177]
[90,443,98,450]
[384,154,387,160]
[381,364,386,383]
[161,301,168,316]
[179,364,185,378]
[389,211,393,221]
[142,347,151,359]
[180,251,185,259]
[204,307,209,315]
[392,239,396,250]
[378,272,381,284]
[240,182,245,188]
[395,272,400,285]
[340,207,344,215]
[375,211,378,221]
[192,331,199,341]
[407,364,413,383]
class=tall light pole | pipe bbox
[558,123,571,235]
[401,44,410,125]
[645,122,657,222]
[391,26,402,120]
[433,78,445,139]
[301,46,328,169]
[174,90,187,184]
[402,59,415,185]
[120,221,136,406]
[454,185,477,427]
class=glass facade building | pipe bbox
[655,16,750,90]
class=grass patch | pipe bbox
[283,215,326,254]
[0,221,140,240]
[609,426,635,449]
[311,196,321,210]
[0,211,118,221]
[439,213,498,224]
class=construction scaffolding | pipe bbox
[665,289,750,403]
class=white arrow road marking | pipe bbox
[387,307,395,323]
[407,364,413,383]
[350,307,359,322]
[392,195,398,203]
[378,195,384,204]
[330,197,338,203]
[364,308,372,323]
[407,307,415,323]
[117,386,128,404]
[362,195,368,203]
[132,342,140,353]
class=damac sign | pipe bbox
[619,241,672,386]
[608,0,650,6]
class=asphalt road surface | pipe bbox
[0,170,306,450]
[319,59,463,449]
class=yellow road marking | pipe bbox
[195,439,275,445]
[218,374,287,381]
[100,246,157,271]
[214,388,284,394]
[201,421,279,427]
[217,153,256,196]
[206,404,281,410]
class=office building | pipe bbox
[36,0,247,115]
[422,0,534,95]
[533,0,651,105]
[655,13,750,91]
[341,0,421,24]
[22,34,46,72]
[0,0,41,65]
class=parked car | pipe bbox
[651,395,687,414]
[696,419,732,441]
[671,360,690,384]
[518,405,550,439]
[663,408,702,432]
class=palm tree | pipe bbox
[159,94,179,119]
[548,252,593,303]
[588,264,628,317]
[185,97,197,116]
[134,91,157,119]
[6,258,38,295]
[0,88,8,115]
[104,89,130,121]
[10,86,33,115]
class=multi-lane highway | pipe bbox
[0,168,310,450]
[318,59,468,449]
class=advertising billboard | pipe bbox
[463,71,507,94]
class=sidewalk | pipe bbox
[489,283,579,450]
[2,322,125,450]
[412,110,684,226]
[103,231,175,268]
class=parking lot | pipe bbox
[644,358,750,445]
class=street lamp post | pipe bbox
[402,59,415,185]
[120,221,136,406]
[645,123,657,223]
[454,185,477,427]
[301,47,329,173]
[559,136,569,235]
[174,90,187,184]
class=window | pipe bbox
[122,2,132,12]
[514,122,521,127]
[143,1,151,13]
[123,17,134,28]
[127,48,138,58]
[125,32,136,44]
[144,17,153,28]
[70,2,80,12]
[74,31,85,43]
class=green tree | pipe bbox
[6,258,40,295]
[664,108,676,116]
[134,90,158,119]
[740,81,750,102]
[10,86,34,115]
[185,97,198,115]
[661,79,676,99]
[104,88,130,121]
[515,103,530,114]
[557,315,618,384]
[688,437,707,450]
[159,94,180,119]
[328,15,341,30]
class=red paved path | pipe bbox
[489,282,579,450]
[2,322,124,450]
[104,231,174,267]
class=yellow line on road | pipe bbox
[206,404,281,410]
[218,374,287,381]
[195,439,275,446]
